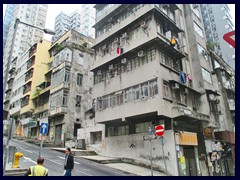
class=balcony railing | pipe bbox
[48,106,68,116]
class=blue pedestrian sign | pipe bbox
[40,123,48,135]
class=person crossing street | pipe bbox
[63,147,74,176]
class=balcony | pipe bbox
[95,4,122,23]
[29,43,37,58]
[25,68,34,82]
[23,81,32,94]
[34,103,49,114]
[50,82,70,94]
[21,95,30,107]
[27,56,35,70]
[49,106,68,117]
[9,66,16,74]
[93,4,154,47]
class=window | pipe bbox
[213,59,220,69]
[157,22,164,35]
[163,80,171,99]
[191,4,200,18]
[194,22,204,38]
[108,125,129,137]
[77,73,83,86]
[76,95,81,107]
[133,26,144,39]
[135,122,154,133]
[149,80,158,97]
[201,67,212,84]
[197,43,208,60]
[79,53,84,65]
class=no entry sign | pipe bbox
[155,125,164,137]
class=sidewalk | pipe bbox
[78,155,168,176]
[51,148,168,176]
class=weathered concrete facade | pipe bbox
[48,30,96,146]
[91,4,234,176]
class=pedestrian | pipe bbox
[63,147,74,176]
[24,157,48,176]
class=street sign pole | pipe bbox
[161,136,168,175]
[148,127,153,176]
[39,133,44,158]
[150,139,153,176]
[3,118,14,176]
[39,123,48,158]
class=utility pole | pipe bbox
[161,136,168,175]
[3,118,14,176]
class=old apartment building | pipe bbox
[91,4,235,176]
[5,40,51,137]
[47,30,96,145]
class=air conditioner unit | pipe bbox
[114,38,119,42]
[102,45,107,50]
[163,4,169,8]
[121,58,127,64]
[141,21,148,29]
[202,50,208,56]
[138,50,144,57]
[108,17,113,23]
[193,4,198,9]
[97,70,102,75]
[172,83,179,89]
[109,64,114,70]
[122,32,128,38]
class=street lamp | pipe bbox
[3,18,55,100]
[3,18,55,176]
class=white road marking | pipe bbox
[57,156,65,159]
[23,157,37,164]
[18,147,33,153]
[75,162,80,165]
[45,158,62,165]
[75,169,93,176]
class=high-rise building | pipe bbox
[3,4,15,52]
[9,40,51,137]
[3,4,48,108]
[91,4,235,176]
[200,4,235,70]
[51,10,81,42]
[80,4,96,38]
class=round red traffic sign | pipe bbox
[155,125,164,137]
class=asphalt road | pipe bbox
[3,137,136,176]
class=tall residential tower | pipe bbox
[3,4,48,109]
[200,4,235,70]
[51,10,81,42]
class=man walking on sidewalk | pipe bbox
[63,147,74,176]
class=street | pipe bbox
[3,137,136,176]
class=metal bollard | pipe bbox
[12,152,23,168]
